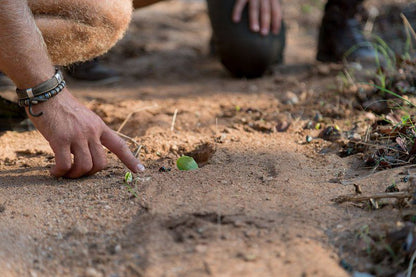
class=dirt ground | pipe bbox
[1,0,415,276]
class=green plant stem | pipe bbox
[407,249,416,277]
[368,83,416,108]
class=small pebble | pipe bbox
[158,166,171,172]
[313,112,323,122]
[248,84,258,92]
[237,252,257,262]
[276,121,291,132]
[195,244,207,253]
[306,135,313,143]
[364,112,376,121]
[319,126,341,142]
[349,133,361,141]
[317,64,331,75]
[85,267,103,277]
[304,121,314,129]
[282,91,299,105]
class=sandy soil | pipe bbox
[0,1,414,276]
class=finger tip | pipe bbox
[261,29,269,36]
[136,163,146,172]
[253,26,260,32]
[49,168,59,177]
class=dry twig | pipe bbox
[332,192,412,204]
[117,104,159,133]
[116,132,143,158]
[341,165,416,186]
[171,109,178,132]
[407,249,416,277]
[401,13,416,42]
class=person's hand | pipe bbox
[232,0,282,35]
[27,88,145,178]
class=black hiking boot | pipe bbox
[317,0,378,64]
[0,72,14,89]
[65,58,120,84]
[0,73,30,131]
[0,96,30,131]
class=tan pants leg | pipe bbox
[29,0,132,65]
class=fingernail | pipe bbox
[252,24,260,32]
[136,164,145,172]
[261,28,268,35]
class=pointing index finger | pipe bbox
[100,128,144,173]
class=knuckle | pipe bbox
[85,125,101,137]
[97,159,108,170]
[91,162,107,174]
[115,137,127,149]
[50,138,69,149]
[80,161,94,173]
[56,162,72,174]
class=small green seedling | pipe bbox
[125,172,133,183]
[177,156,199,171]
[124,171,138,198]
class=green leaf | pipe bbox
[177,156,199,171]
[125,171,133,183]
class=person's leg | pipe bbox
[65,58,120,83]
[0,72,13,89]
[133,0,165,9]
[207,0,286,78]
[64,0,165,82]
[0,0,132,130]
[28,0,133,66]
[317,0,376,63]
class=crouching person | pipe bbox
[0,0,145,178]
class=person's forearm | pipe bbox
[0,0,54,89]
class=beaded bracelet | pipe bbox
[16,69,66,117]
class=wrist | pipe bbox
[24,88,68,116]
[18,70,66,117]
[10,66,56,90]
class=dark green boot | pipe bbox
[317,0,378,63]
